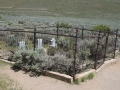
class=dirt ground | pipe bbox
[0,58,120,90]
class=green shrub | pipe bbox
[51,54,72,75]
[38,35,53,45]
[81,77,86,82]
[5,36,23,47]
[87,73,94,80]
[14,32,25,37]
[28,34,53,45]
[0,31,10,37]
[8,55,13,61]
[47,47,56,56]
[57,37,72,51]
[59,22,69,28]
[11,49,74,76]
[80,73,94,83]
[78,49,90,60]
[74,79,80,85]
[89,36,109,59]
[9,48,91,76]
[11,49,45,73]
[93,24,110,32]
[66,50,73,59]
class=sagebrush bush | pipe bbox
[0,31,10,37]
[11,50,75,76]
[57,37,72,51]
[8,55,13,61]
[12,49,45,72]
[50,54,73,75]
[28,34,53,45]
[10,47,93,76]
[47,47,56,56]
[14,32,25,37]
[89,35,115,60]
[5,36,23,47]
[78,49,90,60]
[66,50,73,59]
[38,34,53,45]
[90,44,102,59]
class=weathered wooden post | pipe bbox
[34,26,36,51]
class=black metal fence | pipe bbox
[0,25,118,81]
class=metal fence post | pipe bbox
[33,27,36,51]
[103,31,109,62]
[73,28,78,81]
[82,27,84,39]
[94,31,101,69]
[113,29,118,58]
[57,23,59,38]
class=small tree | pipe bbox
[93,24,110,32]
[59,22,69,28]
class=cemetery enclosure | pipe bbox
[0,25,118,81]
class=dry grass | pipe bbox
[0,60,23,90]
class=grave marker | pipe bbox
[50,38,56,47]
[19,41,25,50]
[37,39,42,49]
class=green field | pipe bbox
[0,0,120,29]
[0,0,120,18]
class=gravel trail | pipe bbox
[0,58,120,90]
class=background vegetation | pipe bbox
[0,0,120,30]
[0,0,120,19]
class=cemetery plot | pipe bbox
[0,25,118,81]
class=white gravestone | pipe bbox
[37,39,42,49]
[50,38,56,47]
[19,41,25,49]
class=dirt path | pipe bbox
[0,58,120,90]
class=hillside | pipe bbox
[0,0,120,19]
